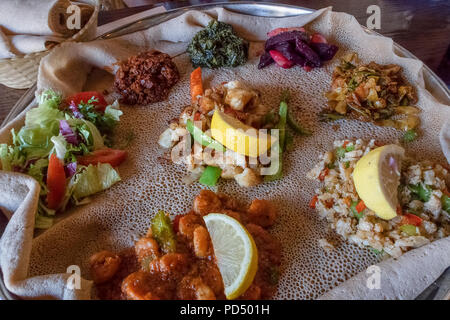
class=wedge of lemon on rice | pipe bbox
[203,213,258,299]
[353,144,405,220]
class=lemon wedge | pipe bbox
[211,110,271,157]
[203,213,258,300]
[353,144,405,220]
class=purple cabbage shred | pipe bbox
[69,102,84,119]
[64,162,77,178]
[59,120,79,146]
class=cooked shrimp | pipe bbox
[122,271,160,300]
[89,250,121,284]
[240,284,261,300]
[221,209,241,222]
[246,223,281,265]
[152,253,189,275]
[193,190,223,216]
[199,96,215,114]
[135,237,160,264]
[192,277,216,300]
[178,214,202,239]
[200,264,224,296]
[234,167,262,187]
[193,226,211,258]
[217,193,240,210]
[179,276,216,300]
[247,199,277,227]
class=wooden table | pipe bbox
[0,0,449,124]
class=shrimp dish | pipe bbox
[89,190,281,300]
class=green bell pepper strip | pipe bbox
[264,150,283,182]
[277,101,288,152]
[287,111,312,136]
[151,210,177,253]
[264,96,288,182]
[199,166,222,186]
[400,224,417,236]
[186,119,226,152]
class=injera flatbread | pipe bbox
[0,7,449,300]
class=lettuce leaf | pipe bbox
[36,199,56,229]
[66,118,104,151]
[73,163,121,199]
[39,89,62,109]
[13,90,64,162]
[27,158,49,195]
[0,143,25,171]
[76,99,122,135]
[50,135,67,160]
[104,100,123,122]
[35,213,54,229]
[25,97,64,131]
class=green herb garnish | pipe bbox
[335,147,346,159]
[370,248,384,255]
[408,183,432,202]
[403,129,417,143]
[442,195,450,214]
[345,145,355,152]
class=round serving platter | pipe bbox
[0,1,449,300]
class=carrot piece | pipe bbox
[309,195,318,209]
[190,67,203,103]
[355,200,366,213]
[343,197,352,207]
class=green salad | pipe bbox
[0,90,127,229]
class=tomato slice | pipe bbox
[46,154,66,210]
[402,213,423,227]
[66,91,108,112]
[77,148,127,167]
[318,168,329,181]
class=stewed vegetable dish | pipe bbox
[322,53,420,132]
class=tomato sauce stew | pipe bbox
[89,190,281,300]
